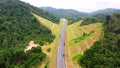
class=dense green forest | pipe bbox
[80,17,101,26]
[0,0,59,23]
[41,7,87,18]
[41,7,87,24]
[41,7,120,25]
[80,13,120,68]
[0,0,56,47]
[0,46,46,68]
[67,17,82,25]
[0,0,57,67]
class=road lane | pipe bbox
[56,19,67,68]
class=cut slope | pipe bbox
[32,13,59,35]
[32,13,61,68]
[80,13,120,68]
[66,21,102,67]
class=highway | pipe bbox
[56,19,67,68]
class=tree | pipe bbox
[79,13,120,68]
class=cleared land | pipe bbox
[32,13,61,68]
[32,13,102,68]
[66,21,102,68]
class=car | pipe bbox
[64,43,65,45]
[63,54,65,57]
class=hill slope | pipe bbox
[80,13,120,68]
[41,7,88,18]
[91,8,120,15]
[4,0,59,23]
[41,7,88,24]
[90,8,120,21]
[32,13,61,68]
[0,0,57,67]
[0,0,56,47]
[41,7,120,24]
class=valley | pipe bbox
[0,0,120,68]
[32,13,102,68]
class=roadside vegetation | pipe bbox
[0,46,46,68]
[1,0,119,68]
[80,17,102,26]
[44,58,50,68]
[80,13,120,68]
[33,13,61,68]
[0,0,58,68]
[69,31,94,46]
[66,19,102,67]
[72,53,83,64]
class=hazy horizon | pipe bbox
[20,0,120,13]
[40,7,120,13]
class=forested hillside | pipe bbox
[41,7,120,25]
[41,7,87,24]
[80,17,101,26]
[0,0,59,23]
[41,7,87,18]
[90,8,120,22]
[0,0,57,67]
[91,8,120,15]
[80,13,120,68]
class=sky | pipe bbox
[20,0,120,13]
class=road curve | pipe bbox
[56,19,67,68]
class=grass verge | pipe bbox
[72,53,83,64]
[69,31,94,46]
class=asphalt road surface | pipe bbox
[56,19,67,68]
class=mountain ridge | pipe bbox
[41,7,88,18]
[41,7,120,24]
[41,7,120,16]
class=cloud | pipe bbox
[20,0,120,12]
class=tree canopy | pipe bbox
[79,13,120,68]
[0,0,57,67]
